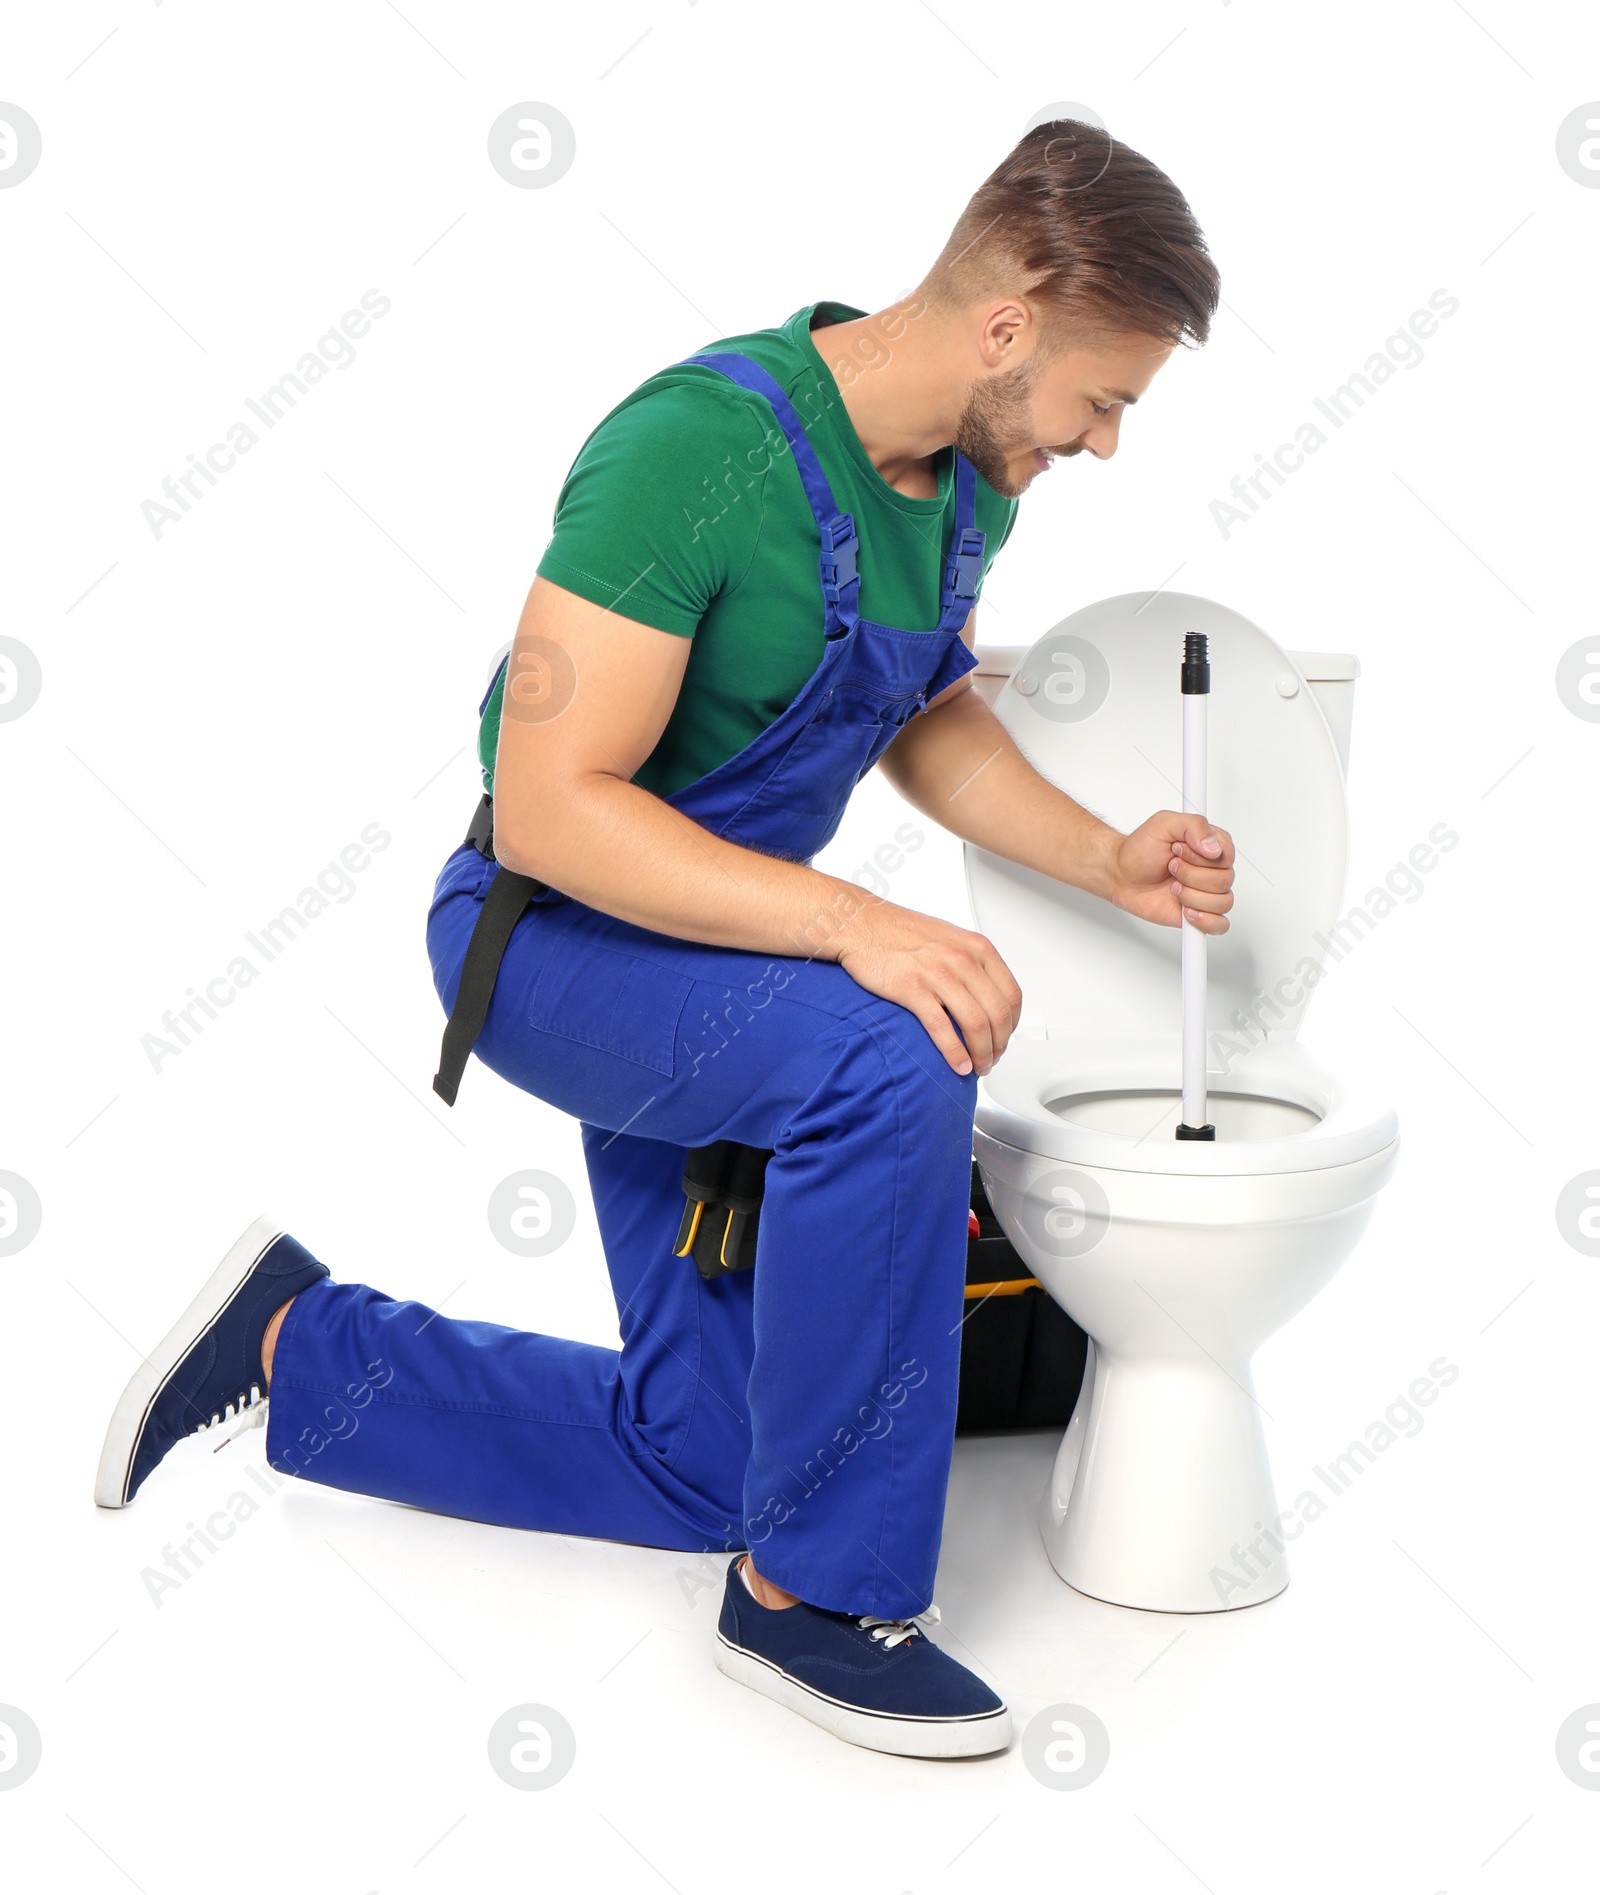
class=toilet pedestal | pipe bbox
[1041,1340,1290,1614]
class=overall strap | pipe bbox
[683,351,861,635]
[937,452,987,633]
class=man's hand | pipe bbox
[836,901,1022,1078]
[1108,811,1236,933]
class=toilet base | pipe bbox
[1040,1340,1292,1613]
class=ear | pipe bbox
[977,299,1034,369]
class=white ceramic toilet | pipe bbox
[966,593,1399,1615]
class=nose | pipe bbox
[1078,413,1124,461]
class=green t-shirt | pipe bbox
[479,301,1019,798]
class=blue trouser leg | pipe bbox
[266,845,976,1617]
[267,1130,756,1551]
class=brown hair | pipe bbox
[924,121,1219,350]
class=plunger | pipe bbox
[1176,632,1215,1141]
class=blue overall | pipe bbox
[266,353,986,1618]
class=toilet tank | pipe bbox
[1285,651,1359,776]
[973,644,1360,775]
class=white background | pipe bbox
[3,2,1598,1889]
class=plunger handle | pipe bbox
[1177,633,1215,1142]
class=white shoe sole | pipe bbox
[714,1632,1011,1759]
[93,1216,285,1510]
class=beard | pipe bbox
[952,354,1047,498]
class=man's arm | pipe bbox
[878,616,1236,931]
[490,577,1021,1076]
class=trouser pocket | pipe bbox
[528,939,693,1077]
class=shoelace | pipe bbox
[203,1385,269,1453]
[857,1604,942,1649]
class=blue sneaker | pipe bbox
[94,1217,329,1509]
[714,1556,1010,1758]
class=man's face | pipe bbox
[953,332,1175,499]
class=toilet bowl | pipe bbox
[966,594,1399,1614]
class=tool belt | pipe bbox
[432,795,545,1107]
[672,1140,773,1279]
[429,799,775,1282]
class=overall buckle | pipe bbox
[943,526,987,604]
[818,512,859,606]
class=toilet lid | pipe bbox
[966,592,1348,1041]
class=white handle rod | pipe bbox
[1181,690,1208,1129]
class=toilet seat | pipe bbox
[976,1034,1399,1179]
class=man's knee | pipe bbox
[830,1006,978,1139]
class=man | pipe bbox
[97,122,1234,1760]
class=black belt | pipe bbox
[432,795,545,1106]
[432,795,771,1280]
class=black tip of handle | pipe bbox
[1175,1122,1216,1141]
[1181,632,1210,696]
